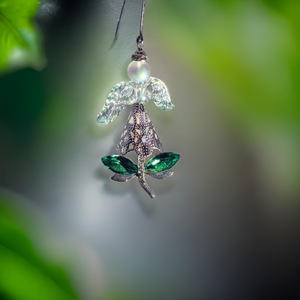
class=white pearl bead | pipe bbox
[127,61,150,82]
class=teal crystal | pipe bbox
[145,152,180,173]
[102,155,138,175]
[97,77,174,125]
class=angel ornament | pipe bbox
[97,1,180,198]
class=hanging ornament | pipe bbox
[97,0,180,198]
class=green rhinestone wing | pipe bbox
[145,152,180,173]
[101,155,138,175]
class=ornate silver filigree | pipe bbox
[117,103,163,158]
[137,155,155,198]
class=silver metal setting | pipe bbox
[131,50,148,62]
[117,103,163,158]
[147,170,174,179]
[111,173,135,182]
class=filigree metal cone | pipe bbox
[117,103,163,158]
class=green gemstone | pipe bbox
[145,152,180,173]
[101,155,138,175]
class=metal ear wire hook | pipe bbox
[115,0,147,50]
[137,0,146,46]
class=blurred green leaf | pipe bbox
[0,191,79,300]
[0,68,46,138]
[0,0,45,72]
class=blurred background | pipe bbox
[1,0,300,299]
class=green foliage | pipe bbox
[145,152,180,173]
[0,68,46,137]
[149,0,300,123]
[0,0,45,72]
[0,191,79,300]
[102,155,138,175]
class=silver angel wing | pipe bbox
[97,77,174,125]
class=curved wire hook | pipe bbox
[115,0,147,47]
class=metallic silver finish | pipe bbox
[131,50,148,62]
[138,0,147,45]
[111,173,135,182]
[137,155,155,198]
[116,105,158,198]
[117,103,163,158]
[147,170,174,179]
[137,40,144,51]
